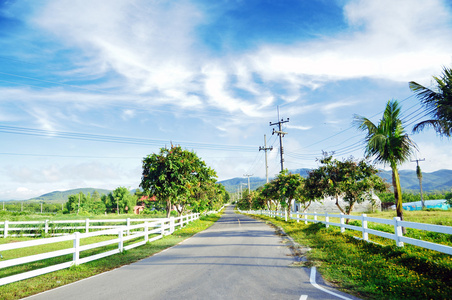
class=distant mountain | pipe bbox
[219,168,311,194]
[25,188,112,203]
[376,169,452,192]
[218,169,452,194]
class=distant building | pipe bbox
[133,195,157,214]
[390,199,450,211]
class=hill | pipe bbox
[218,169,452,195]
[25,188,112,203]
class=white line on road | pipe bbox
[309,267,353,300]
[299,295,308,300]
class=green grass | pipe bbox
[0,213,222,300]
[353,209,452,226]
[253,214,452,300]
[295,209,452,247]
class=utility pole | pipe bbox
[270,107,289,172]
[243,174,253,193]
[259,134,273,183]
[411,158,426,208]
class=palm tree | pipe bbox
[409,67,452,137]
[354,100,417,223]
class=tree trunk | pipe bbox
[166,199,172,218]
[302,200,312,213]
[345,201,356,224]
[287,198,292,220]
[335,195,346,214]
[391,165,406,233]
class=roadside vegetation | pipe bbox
[252,211,452,300]
[0,212,222,300]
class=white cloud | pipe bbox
[286,124,312,131]
[7,0,449,124]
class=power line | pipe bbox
[0,152,139,159]
[0,125,258,152]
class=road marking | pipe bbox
[309,267,353,300]
[299,295,308,300]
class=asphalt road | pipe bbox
[26,206,360,300]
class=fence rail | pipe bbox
[0,213,200,286]
[1,214,201,238]
[240,209,452,255]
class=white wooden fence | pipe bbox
[1,214,199,238]
[240,209,452,255]
[0,213,199,286]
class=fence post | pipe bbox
[170,217,175,234]
[3,220,8,238]
[45,220,49,235]
[126,218,130,235]
[144,221,149,243]
[118,229,124,253]
[304,213,308,225]
[362,214,368,241]
[340,213,345,233]
[285,209,288,222]
[325,212,329,228]
[394,217,404,247]
[85,218,89,233]
[73,232,80,266]
[297,207,300,223]
[160,220,165,236]
[314,212,318,223]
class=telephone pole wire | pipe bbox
[270,107,289,172]
[411,158,426,208]
[259,134,273,183]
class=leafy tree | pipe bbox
[66,192,85,214]
[445,190,452,206]
[300,168,329,212]
[355,100,417,223]
[260,180,279,210]
[251,186,267,210]
[318,155,387,216]
[140,145,217,217]
[274,170,304,218]
[105,187,137,214]
[255,170,304,219]
[409,67,452,137]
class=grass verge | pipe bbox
[0,213,222,300]
[252,215,452,300]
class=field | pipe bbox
[255,209,452,300]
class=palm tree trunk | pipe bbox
[391,164,406,233]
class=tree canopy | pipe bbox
[317,155,387,216]
[410,66,452,137]
[355,100,416,222]
[140,145,218,217]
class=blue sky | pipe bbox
[0,0,451,200]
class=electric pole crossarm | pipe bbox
[269,117,289,172]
